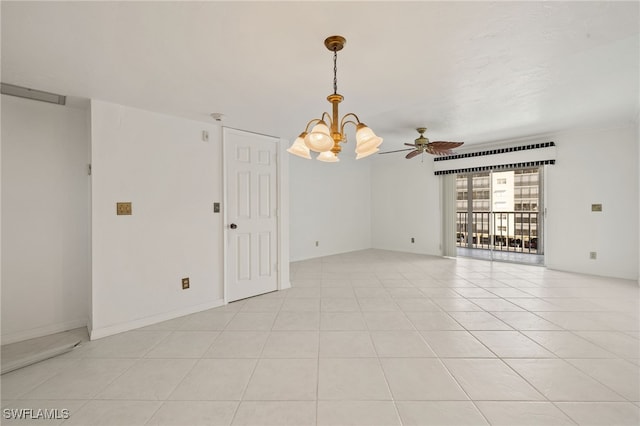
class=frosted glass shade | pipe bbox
[356,147,379,160]
[287,135,311,159]
[304,121,334,152]
[317,151,339,162]
[355,124,383,154]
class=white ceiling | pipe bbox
[2,1,639,155]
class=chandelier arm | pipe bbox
[340,119,360,135]
[321,112,333,126]
[340,113,362,128]
[303,118,324,133]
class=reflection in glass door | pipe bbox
[455,167,544,264]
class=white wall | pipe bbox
[90,100,224,338]
[371,157,442,256]
[545,124,638,280]
[370,123,638,280]
[1,95,90,344]
[289,153,372,261]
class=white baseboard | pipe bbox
[89,298,225,340]
[279,280,292,290]
[1,318,88,346]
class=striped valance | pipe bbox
[433,142,556,175]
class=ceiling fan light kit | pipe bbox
[287,35,383,162]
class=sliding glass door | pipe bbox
[455,167,544,264]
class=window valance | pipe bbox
[433,142,556,175]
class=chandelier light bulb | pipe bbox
[356,147,380,160]
[304,121,334,153]
[287,133,311,159]
[317,151,340,162]
[355,123,383,154]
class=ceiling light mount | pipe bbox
[287,35,382,162]
[324,35,346,52]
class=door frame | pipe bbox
[221,127,290,304]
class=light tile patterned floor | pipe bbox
[1,249,639,425]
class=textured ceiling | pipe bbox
[2,1,638,155]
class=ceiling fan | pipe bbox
[378,127,464,159]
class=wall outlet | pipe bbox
[315,241,319,247]
[589,252,597,260]
[182,277,190,289]
[116,202,132,215]
[411,237,415,243]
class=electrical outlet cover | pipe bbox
[116,202,132,215]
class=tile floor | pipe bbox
[1,249,639,425]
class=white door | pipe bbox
[224,128,278,302]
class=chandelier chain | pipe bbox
[333,49,338,95]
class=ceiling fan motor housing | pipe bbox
[415,127,429,147]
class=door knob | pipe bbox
[230,223,237,229]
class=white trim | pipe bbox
[89,298,225,340]
[1,318,89,345]
[221,126,229,304]
[278,138,291,290]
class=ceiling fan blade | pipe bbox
[404,143,417,147]
[430,141,464,147]
[405,149,422,159]
[378,148,414,154]
[426,141,464,156]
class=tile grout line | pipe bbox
[362,271,404,426]
[396,273,493,426]
[227,299,281,426]
[137,310,242,425]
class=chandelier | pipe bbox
[287,36,383,162]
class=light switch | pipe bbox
[213,202,221,213]
[591,204,602,212]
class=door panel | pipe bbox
[258,174,271,217]
[258,232,272,277]
[237,171,251,218]
[236,233,252,280]
[225,129,278,302]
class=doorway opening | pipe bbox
[455,167,544,265]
